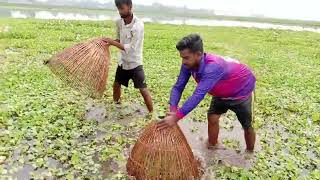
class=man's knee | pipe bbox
[139,88,149,94]
[113,81,121,88]
[244,126,255,133]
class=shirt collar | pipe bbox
[121,14,136,27]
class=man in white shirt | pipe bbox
[103,0,153,113]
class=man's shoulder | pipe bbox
[203,61,224,75]
[116,18,123,23]
[204,53,222,62]
[115,18,122,26]
[132,16,144,30]
[134,16,144,24]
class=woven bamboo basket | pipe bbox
[127,121,200,180]
[46,38,110,98]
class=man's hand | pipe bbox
[157,112,179,130]
[102,38,115,45]
[101,38,124,50]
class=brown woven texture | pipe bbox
[127,121,200,180]
[46,38,110,98]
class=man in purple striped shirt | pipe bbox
[157,34,256,152]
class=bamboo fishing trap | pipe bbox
[46,38,110,98]
[127,121,201,180]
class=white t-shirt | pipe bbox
[116,15,144,70]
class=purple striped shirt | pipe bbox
[169,53,256,119]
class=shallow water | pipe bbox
[179,118,261,178]
[1,7,320,33]
[3,100,261,179]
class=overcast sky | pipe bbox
[38,0,320,21]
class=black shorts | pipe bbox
[115,65,147,89]
[208,94,254,129]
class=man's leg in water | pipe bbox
[139,88,153,113]
[113,81,121,103]
[208,114,221,146]
[231,94,256,151]
[207,97,228,149]
[244,127,256,151]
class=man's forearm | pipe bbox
[110,40,124,50]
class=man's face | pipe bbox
[117,4,132,19]
[179,49,202,69]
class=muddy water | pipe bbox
[84,101,262,179]
[84,100,149,178]
[179,118,261,178]
[4,152,63,179]
[3,100,260,179]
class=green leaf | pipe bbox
[66,173,73,180]
[36,157,45,167]
[71,152,80,165]
[312,113,320,122]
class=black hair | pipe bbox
[115,0,132,7]
[176,34,203,53]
